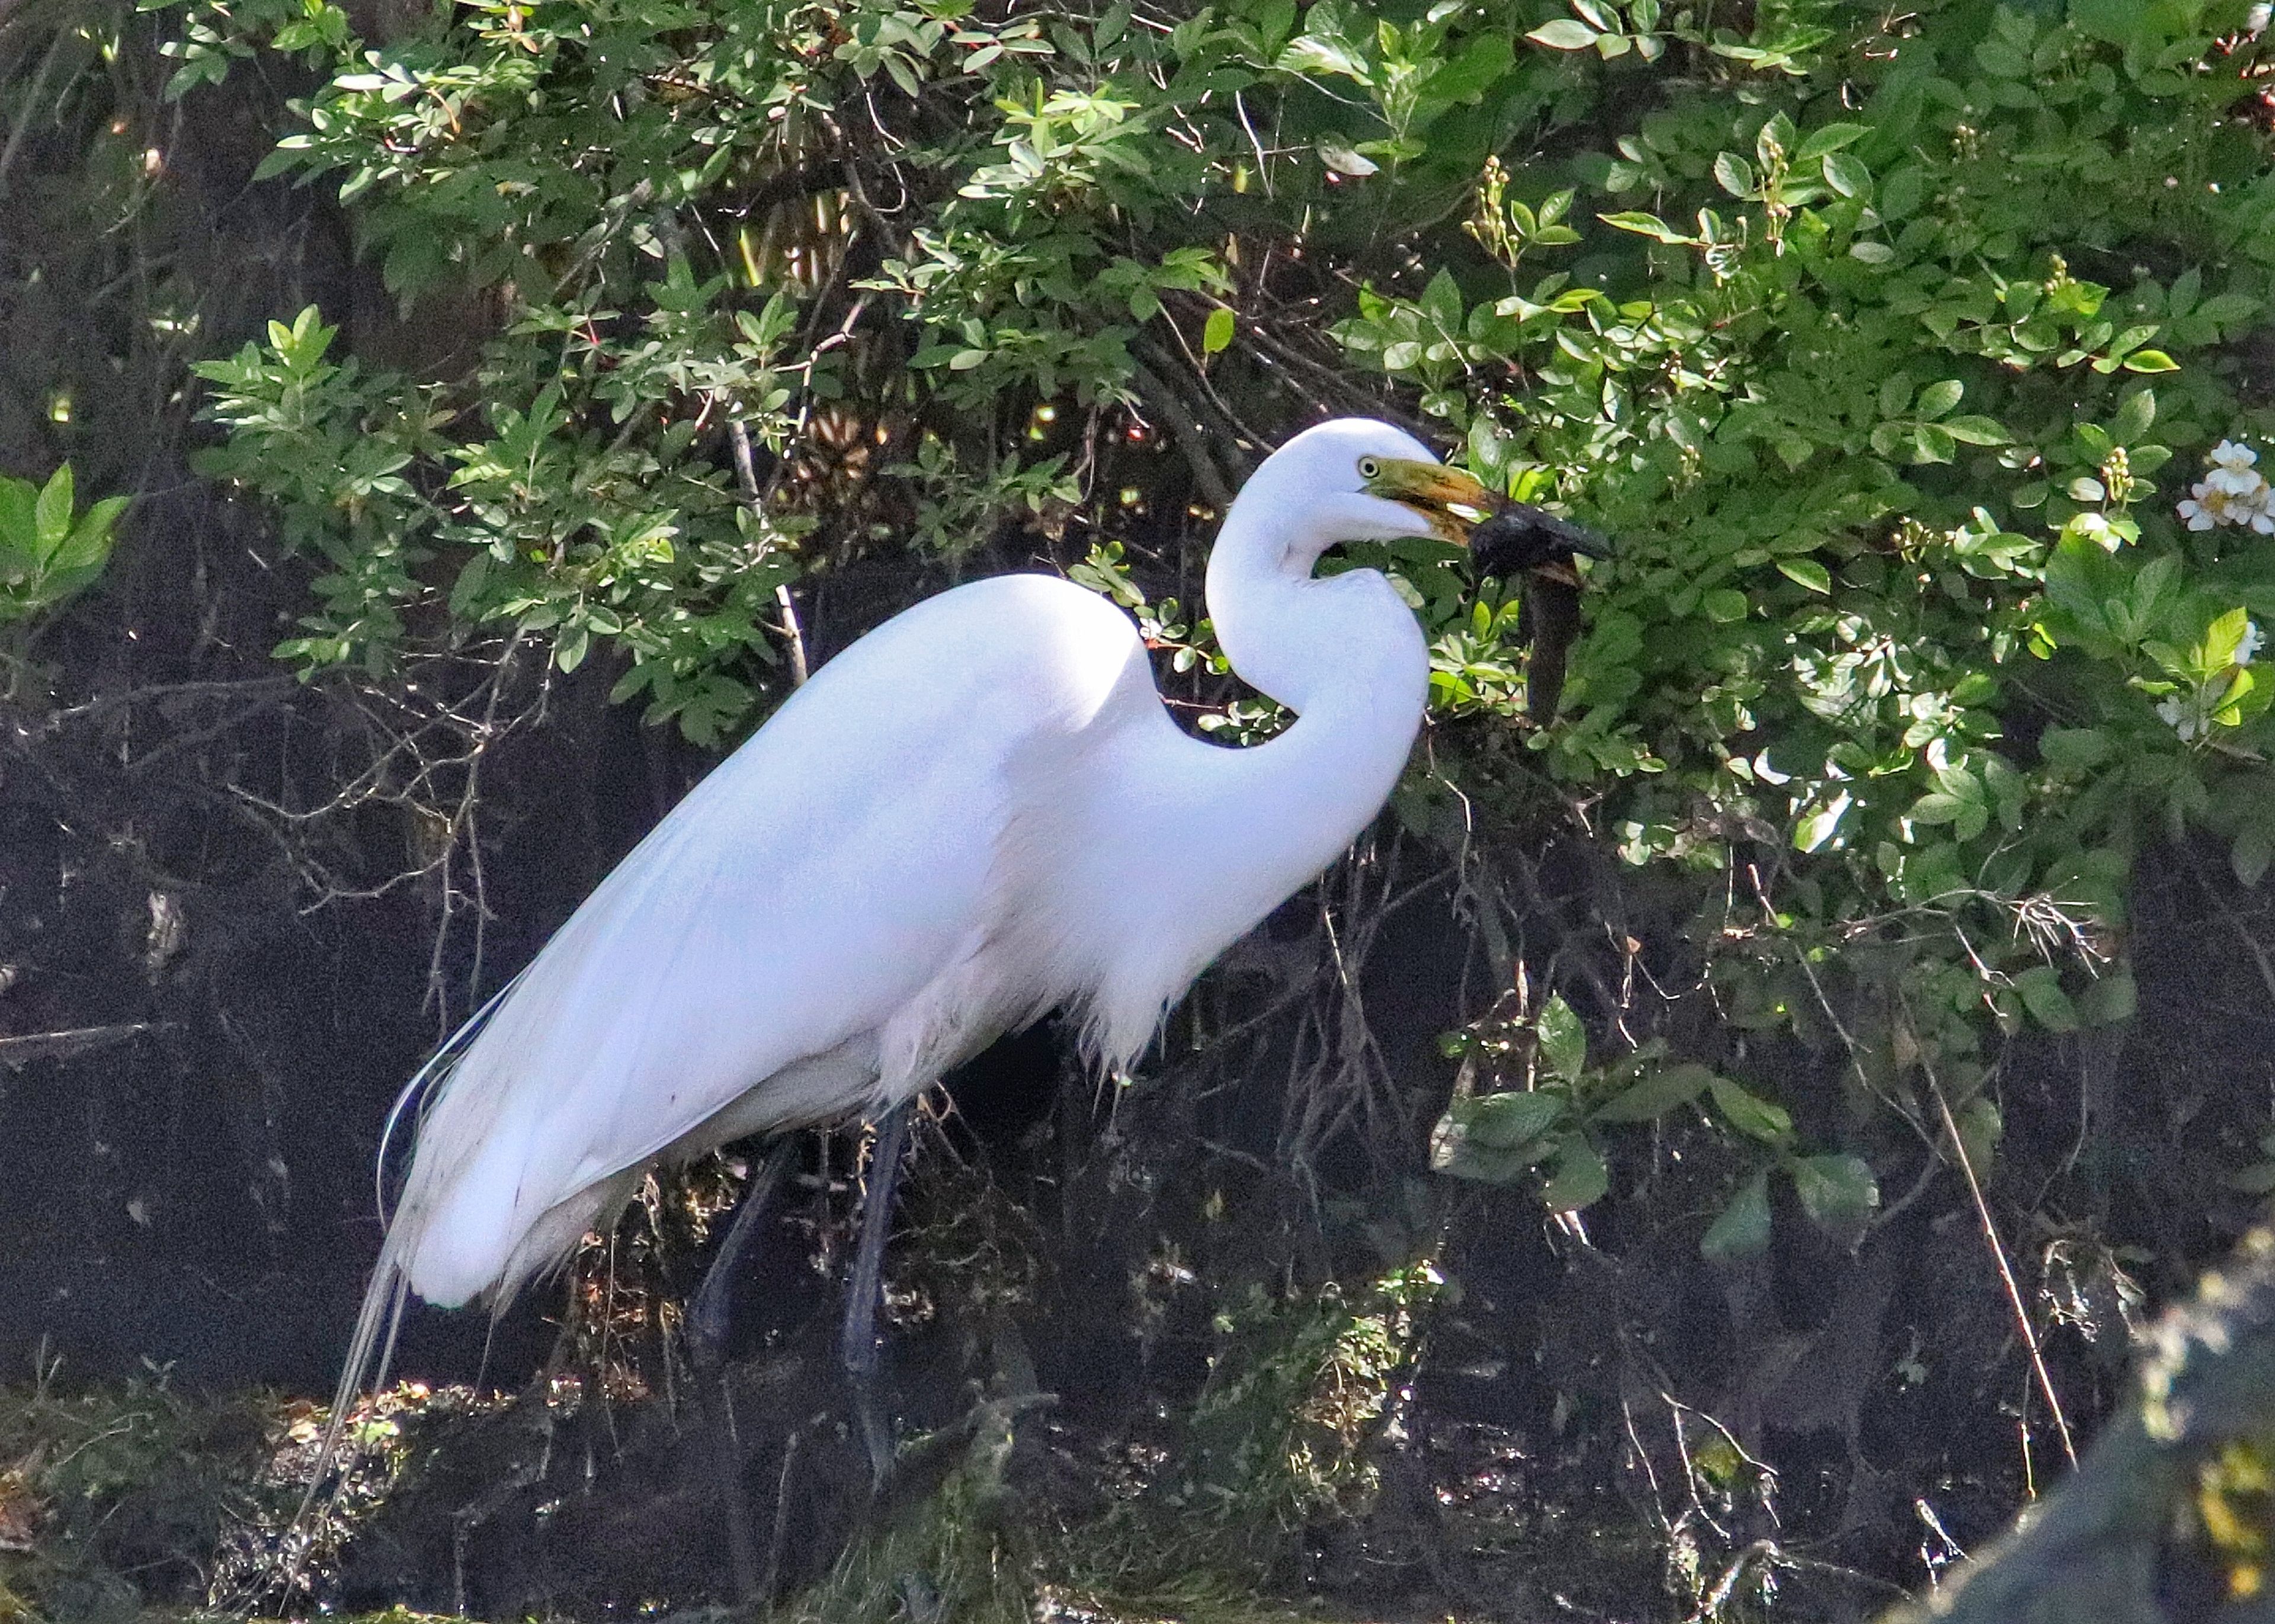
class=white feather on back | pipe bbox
[383,573,1143,1310]
[323,419,1445,1494]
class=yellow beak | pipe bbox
[1362,458,1498,545]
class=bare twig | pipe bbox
[729,418,809,686]
[1928,1073,2079,1472]
[0,1023,156,1069]
[1126,357,1238,512]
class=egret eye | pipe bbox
[1357,456,1382,480]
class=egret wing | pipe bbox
[384,574,1143,1308]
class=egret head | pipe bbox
[1221,418,1608,609]
[1238,419,1497,552]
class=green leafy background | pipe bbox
[8,0,2275,1616]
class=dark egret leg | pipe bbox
[839,1102,913,1485]
[687,1138,799,1608]
[689,1138,800,1360]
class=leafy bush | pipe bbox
[136,0,2275,1600]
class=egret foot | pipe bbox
[687,1138,799,1609]
[838,1102,912,1488]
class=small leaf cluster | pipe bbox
[1433,992,1878,1259]
[0,465,127,627]
[192,294,808,743]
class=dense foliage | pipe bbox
[13,0,2275,1614]
[177,0,2275,1247]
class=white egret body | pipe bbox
[337,418,1501,1400]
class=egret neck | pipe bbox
[1078,484,1434,1063]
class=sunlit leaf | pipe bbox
[1525,18,1600,49]
[1536,994,1587,1084]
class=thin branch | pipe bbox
[0,1023,156,1069]
[1928,1072,2079,1472]
[729,418,809,687]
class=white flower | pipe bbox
[2176,444,2275,531]
[2158,696,2204,741]
[2242,621,2266,666]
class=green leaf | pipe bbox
[1277,30,1370,79]
[2040,727,2111,771]
[1790,1154,1879,1233]
[2121,348,2179,373]
[1463,1089,1567,1150]
[1592,1061,1716,1124]
[450,553,492,620]
[2204,606,2251,670]
[1954,1097,2002,1179]
[1525,18,1600,48]
[1941,415,2009,446]
[0,478,35,561]
[1909,792,1970,826]
[1202,307,1236,355]
[1708,1076,1792,1144]
[1821,151,1869,198]
[1431,1090,1567,1183]
[1776,557,1831,594]
[1795,121,1868,160]
[1702,1171,1772,1262]
[2113,389,2157,442]
[2013,965,2079,1033]
[1542,1138,1609,1212]
[34,464,75,556]
[2077,969,2138,1027]
[1536,994,1587,1083]
[1420,268,1463,331]
[2236,826,2275,888]
[1600,211,1690,243]
[1702,588,1749,622]
[1795,791,1850,853]
[1915,380,1963,421]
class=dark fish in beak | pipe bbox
[1467,503,1610,721]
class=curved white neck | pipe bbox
[1076,489,1432,1068]
[1206,488,1418,715]
[1197,490,1430,897]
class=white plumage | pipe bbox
[334,418,1497,1410]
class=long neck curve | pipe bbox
[1207,487,1374,714]
[1075,485,1433,1068]
[1197,490,1430,884]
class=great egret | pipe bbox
[328,416,1598,1480]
